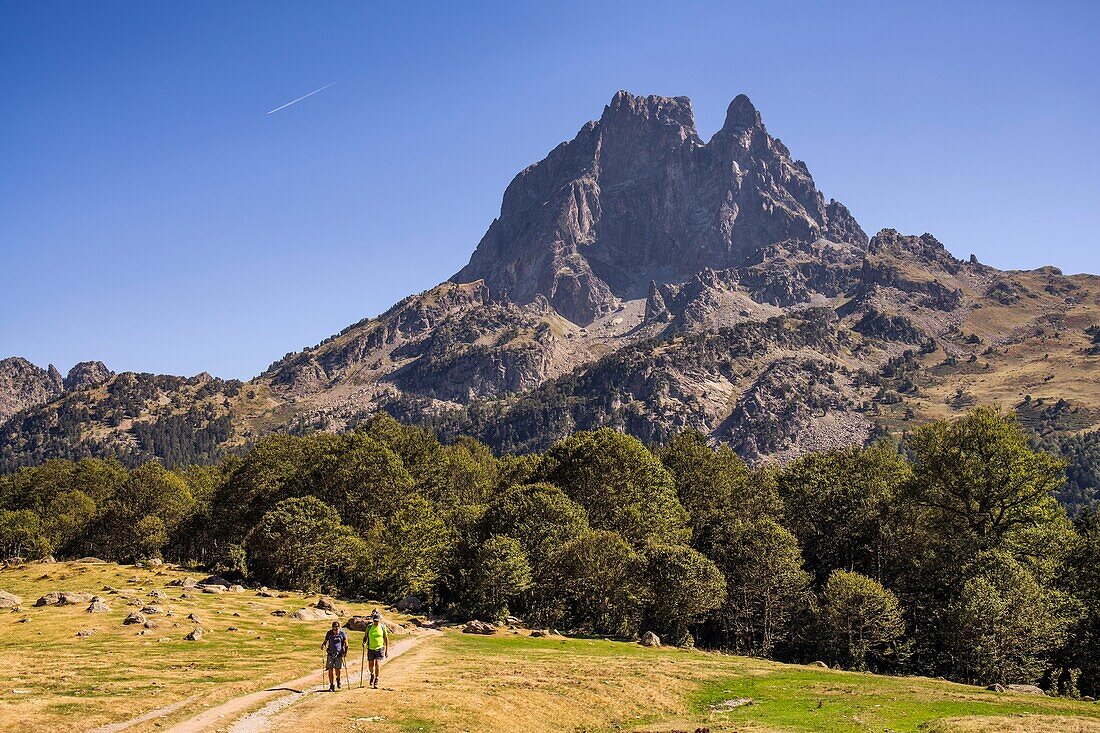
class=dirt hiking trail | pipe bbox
[88,629,437,733]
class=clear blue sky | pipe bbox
[2,1,1098,380]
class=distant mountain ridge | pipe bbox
[3,91,1099,476]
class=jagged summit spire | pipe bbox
[721,93,762,132]
[600,90,697,132]
[454,89,864,325]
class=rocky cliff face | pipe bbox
[452,91,866,325]
[2,91,1099,470]
[0,357,64,423]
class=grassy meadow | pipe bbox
[0,560,407,732]
[267,631,1100,733]
[3,560,1100,732]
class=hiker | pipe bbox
[321,620,348,691]
[363,609,390,688]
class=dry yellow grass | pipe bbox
[0,560,406,732]
[264,631,1100,733]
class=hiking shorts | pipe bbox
[367,648,385,662]
[326,651,345,670]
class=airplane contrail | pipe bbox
[266,82,336,115]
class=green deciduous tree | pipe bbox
[778,443,910,583]
[643,543,726,646]
[463,535,532,621]
[374,495,454,600]
[700,517,813,655]
[91,461,194,560]
[907,407,1065,548]
[537,529,645,635]
[536,429,688,546]
[0,509,52,559]
[245,496,366,594]
[819,570,906,671]
[1067,507,1100,696]
[658,430,780,544]
[946,551,1081,685]
[481,482,589,566]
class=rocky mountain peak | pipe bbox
[453,90,866,325]
[600,90,698,135]
[0,357,65,423]
[64,361,114,391]
[720,93,762,133]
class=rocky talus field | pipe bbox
[2,91,1098,477]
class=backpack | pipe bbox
[328,628,347,654]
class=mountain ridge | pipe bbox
[3,91,1099,474]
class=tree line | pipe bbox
[1,407,1098,696]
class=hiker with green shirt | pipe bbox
[363,609,390,689]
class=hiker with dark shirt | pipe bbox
[363,609,390,689]
[322,620,348,691]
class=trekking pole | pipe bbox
[360,644,366,689]
[343,655,349,690]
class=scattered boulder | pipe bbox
[229,585,244,593]
[395,595,422,612]
[143,620,159,629]
[102,585,118,593]
[1006,684,1046,696]
[167,577,198,588]
[180,592,194,600]
[504,615,524,627]
[987,684,1006,692]
[123,612,146,625]
[270,610,288,617]
[201,585,225,594]
[313,597,344,616]
[530,629,550,638]
[86,598,110,613]
[385,621,404,634]
[344,616,370,632]
[198,575,230,587]
[812,661,829,669]
[639,631,661,647]
[59,592,94,605]
[74,557,105,563]
[183,628,203,641]
[256,588,275,598]
[140,605,165,615]
[291,607,335,621]
[148,589,167,599]
[0,590,21,609]
[462,620,496,635]
[186,613,202,623]
[227,626,239,632]
[76,628,97,638]
[34,592,62,607]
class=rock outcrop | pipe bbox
[0,357,63,423]
[63,361,114,391]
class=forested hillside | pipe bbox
[2,408,1098,698]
